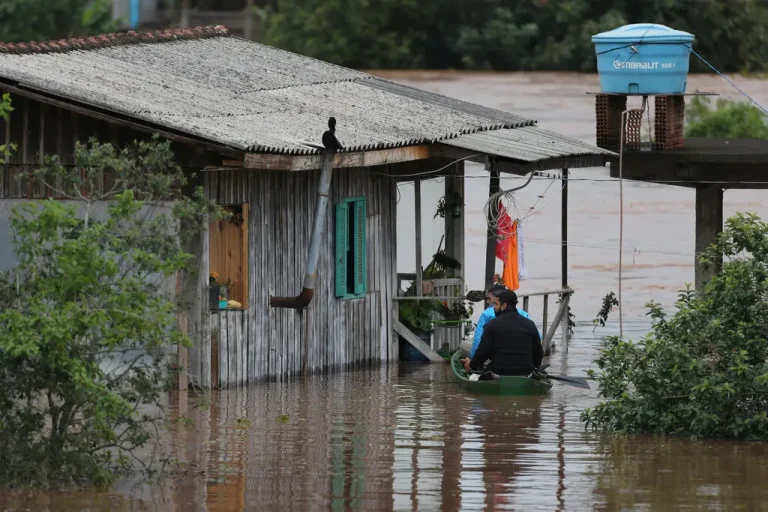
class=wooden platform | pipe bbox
[610,137,768,188]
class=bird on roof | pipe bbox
[322,117,343,151]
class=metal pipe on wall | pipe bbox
[270,148,336,309]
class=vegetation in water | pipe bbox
[257,0,768,73]
[0,0,118,43]
[582,213,768,441]
[593,291,620,331]
[0,137,224,487]
[686,96,768,140]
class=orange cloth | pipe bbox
[495,201,520,291]
[501,221,520,291]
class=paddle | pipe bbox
[535,363,591,389]
[540,374,591,389]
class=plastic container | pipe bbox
[218,299,228,309]
[592,23,695,94]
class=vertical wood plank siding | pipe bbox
[203,166,397,386]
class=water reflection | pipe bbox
[2,327,768,511]
[591,435,768,511]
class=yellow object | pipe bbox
[227,299,242,309]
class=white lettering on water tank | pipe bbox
[613,59,676,70]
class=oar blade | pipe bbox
[547,374,591,389]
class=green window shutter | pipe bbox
[335,202,349,298]
[353,198,367,296]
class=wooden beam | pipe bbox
[496,156,609,176]
[444,161,465,278]
[484,158,500,293]
[610,152,768,188]
[543,293,569,356]
[393,321,444,363]
[561,169,568,289]
[414,179,423,297]
[243,145,431,171]
[695,186,723,291]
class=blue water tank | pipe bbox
[592,23,695,94]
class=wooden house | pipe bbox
[0,26,613,389]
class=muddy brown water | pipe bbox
[2,72,768,510]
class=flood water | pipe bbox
[4,323,768,511]
[2,72,768,510]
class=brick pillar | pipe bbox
[654,95,685,150]
[595,94,627,152]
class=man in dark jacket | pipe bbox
[461,290,543,376]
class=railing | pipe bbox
[517,288,573,355]
[430,278,466,352]
[394,286,573,358]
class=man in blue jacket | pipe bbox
[470,285,536,358]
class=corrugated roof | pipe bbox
[0,26,612,162]
[442,126,614,162]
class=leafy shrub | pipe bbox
[582,213,768,441]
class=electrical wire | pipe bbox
[690,48,768,116]
[371,154,481,179]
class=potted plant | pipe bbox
[209,272,228,310]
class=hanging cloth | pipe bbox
[518,220,527,281]
[495,201,520,291]
[501,221,520,291]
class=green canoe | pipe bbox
[450,352,553,396]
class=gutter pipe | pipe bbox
[270,148,335,309]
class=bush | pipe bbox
[686,96,768,140]
[0,137,223,487]
[582,213,768,441]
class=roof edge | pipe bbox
[0,25,230,55]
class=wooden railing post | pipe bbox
[560,292,570,354]
[542,294,549,340]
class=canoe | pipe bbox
[450,352,553,395]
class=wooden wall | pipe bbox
[201,166,398,386]
[0,92,212,199]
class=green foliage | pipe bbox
[259,0,768,72]
[0,93,16,165]
[0,0,118,42]
[0,137,224,487]
[593,291,619,331]
[582,213,768,441]
[685,96,768,139]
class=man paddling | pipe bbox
[461,290,543,377]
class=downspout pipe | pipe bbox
[270,148,336,309]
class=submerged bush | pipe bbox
[582,213,768,440]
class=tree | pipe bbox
[258,0,768,72]
[0,0,118,43]
[582,213,768,441]
[0,136,223,487]
[685,96,768,140]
